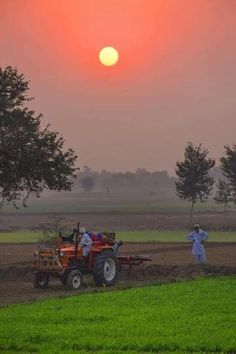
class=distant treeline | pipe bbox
[73,166,222,199]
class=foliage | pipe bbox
[220,144,236,198]
[214,179,233,213]
[0,66,78,207]
[74,167,222,199]
[80,176,95,193]
[37,215,67,246]
[0,277,235,353]
[75,167,175,198]
[175,143,215,221]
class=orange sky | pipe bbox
[1,0,236,173]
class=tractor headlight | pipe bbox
[60,251,65,256]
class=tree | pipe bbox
[80,176,95,193]
[175,143,215,223]
[214,179,233,216]
[220,144,236,199]
[101,172,112,196]
[0,66,78,206]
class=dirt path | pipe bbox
[1,242,236,267]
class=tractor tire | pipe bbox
[66,270,83,290]
[33,272,49,289]
[93,250,118,287]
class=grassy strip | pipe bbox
[117,230,236,243]
[0,277,235,353]
[0,230,236,243]
[0,231,39,243]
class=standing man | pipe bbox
[188,224,208,263]
[79,227,92,257]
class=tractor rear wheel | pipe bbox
[93,250,118,287]
[66,270,83,290]
[33,272,49,289]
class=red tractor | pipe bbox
[33,223,151,290]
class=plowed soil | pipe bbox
[1,212,236,231]
[1,242,236,305]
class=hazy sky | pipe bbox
[1,0,236,174]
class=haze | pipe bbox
[1,0,236,173]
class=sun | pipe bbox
[99,47,119,67]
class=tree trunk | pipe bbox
[190,201,194,226]
[105,186,111,197]
[224,203,227,220]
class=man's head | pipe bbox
[80,227,86,234]
[194,224,200,232]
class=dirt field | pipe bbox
[1,212,236,231]
[1,242,236,305]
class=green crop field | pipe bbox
[0,231,39,243]
[0,277,235,353]
[0,230,236,243]
[118,230,236,243]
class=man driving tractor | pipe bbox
[33,222,151,290]
[59,226,92,257]
[78,227,93,257]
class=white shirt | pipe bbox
[80,232,92,256]
[188,229,208,255]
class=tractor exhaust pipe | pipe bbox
[74,221,80,259]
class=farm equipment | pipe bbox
[33,224,151,290]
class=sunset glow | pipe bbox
[1,1,236,171]
[99,47,119,67]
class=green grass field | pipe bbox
[0,277,235,353]
[0,231,39,243]
[0,230,235,243]
[118,230,236,243]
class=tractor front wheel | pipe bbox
[93,250,118,287]
[33,272,49,289]
[66,270,83,290]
